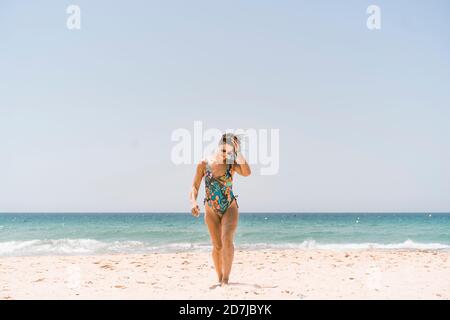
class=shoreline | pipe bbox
[1,249,449,300]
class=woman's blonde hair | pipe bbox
[219,133,240,149]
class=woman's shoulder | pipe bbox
[200,157,211,165]
[197,157,211,171]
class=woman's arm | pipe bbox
[189,160,206,217]
[233,152,251,176]
[232,140,251,177]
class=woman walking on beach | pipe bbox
[190,133,251,286]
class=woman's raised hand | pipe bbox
[232,137,240,154]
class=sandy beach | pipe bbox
[1,249,449,300]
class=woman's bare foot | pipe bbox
[221,278,229,286]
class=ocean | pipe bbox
[0,213,449,256]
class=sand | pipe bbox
[1,249,449,300]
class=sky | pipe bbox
[1,0,449,213]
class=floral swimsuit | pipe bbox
[203,161,238,216]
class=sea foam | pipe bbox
[0,238,448,256]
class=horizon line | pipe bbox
[0,211,449,214]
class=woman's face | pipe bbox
[219,143,235,163]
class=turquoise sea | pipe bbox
[0,213,449,256]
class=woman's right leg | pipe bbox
[204,206,223,283]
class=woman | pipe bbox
[189,133,251,286]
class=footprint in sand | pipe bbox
[100,264,114,270]
[282,290,294,295]
[114,285,127,289]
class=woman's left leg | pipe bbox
[221,202,239,285]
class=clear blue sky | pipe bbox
[1,0,449,212]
